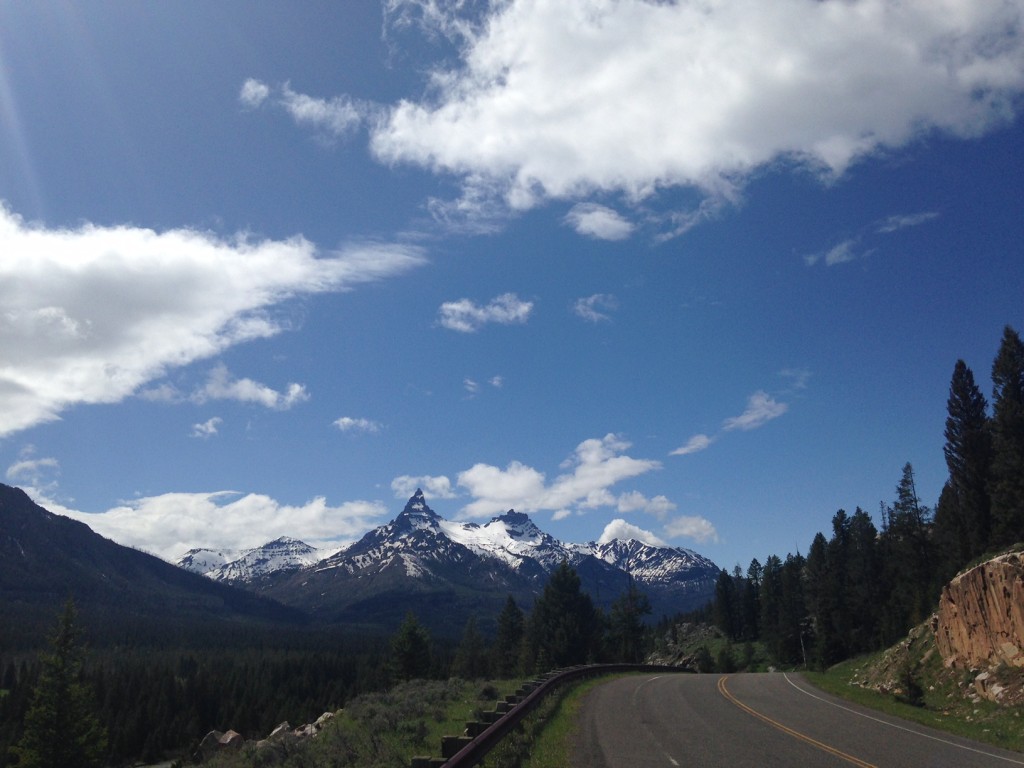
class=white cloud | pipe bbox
[46,490,389,562]
[438,292,533,332]
[573,294,618,323]
[722,391,788,432]
[664,514,719,544]
[334,416,383,434]
[0,204,425,437]
[391,474,457,499]
[239,78,270,108]
[875,211,940,234]
[366,0,1024,227]
[457,433,661,518]
[195,364,309,410]
[564,204,634,240]
[779,368,812,391]
[463,378,480,394]
[616,490,676,519]
[670,433,713,456]
[5,446,59,488]
[191,417,222,439]
[489,375,504,388]
[240,79,368,139]
[598,519,667,547]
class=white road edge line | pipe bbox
[783,672,1024,765]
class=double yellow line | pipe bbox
[717,676,877,768]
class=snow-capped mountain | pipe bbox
[178,537,331,582]
[179,490,719,631]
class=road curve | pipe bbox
[573,672,1024,767]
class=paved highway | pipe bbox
[574,672,1024,767]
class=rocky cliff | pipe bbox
[935,551,1024,671]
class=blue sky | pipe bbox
[1,0,1022,573]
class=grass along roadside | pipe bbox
[518,674,634,768]
[804,656,1024,754]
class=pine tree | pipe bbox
[941,359,993,559]
[526,561,601,668]
[608,581,652,663]
[492,596,525,678]
[989,326,1024,548]
[452,616,488,680]
[11,600,107,768]
[389,612,432,682]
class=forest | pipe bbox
[695,325,1024,670]
[1,324,1021,768]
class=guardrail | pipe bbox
[411,663,687,768]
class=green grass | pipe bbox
[518,673,643,768]
[805,656,1024,753]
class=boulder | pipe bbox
[935,552,1024,670]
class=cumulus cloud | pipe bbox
[573,294,618,323]
[564,204,634,240]
[391,474,457,499]
[239,78,270,108]
[664,514,719,544]
[0,204,425,437]
[334,416,383,433]
[598,519,667,547]
[191,417,222,439]
[49,491,389,562]
[722,391,788,432]
[456,433,661,518]
[438,292,533,332]
[670,433,713,457]
[364,0,1024,227]
[616,490,676,519]
[195,364,309,410]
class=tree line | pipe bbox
[2,560,653,768]
[703,325,1024,669]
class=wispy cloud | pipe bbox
[664,515,719,544]
[0,204,425,437]
[723,390,788,432]
[191,417,223,439]
[333,416,383,434]
[670,433,714,456]
[564,204,634,240]
[5,446,59,488]
[573,294,618,323]
[240,79,370,141]
[876,211,940,234]
[438,293,533,332]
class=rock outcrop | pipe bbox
[935,551,1024,671]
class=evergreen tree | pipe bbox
[452,616,488,680]
[526,561,601,668]
[389,612,432,682]
[989,326,1024,548]
[608,581,652,663]
[845,508,881,653]
[940,359,993,560]
[11,600,107,768]
[492,596,525,678]
[712,569,738,640]
[879,463,934,643]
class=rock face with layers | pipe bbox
[935,551,1024,670]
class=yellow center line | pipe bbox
[717,676,877,768]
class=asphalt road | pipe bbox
[573,672,1024,767]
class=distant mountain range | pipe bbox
[0,483,304,645]
[178,490,719,632]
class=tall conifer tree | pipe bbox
[989,326,1024,547]
[942,360,993,557]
